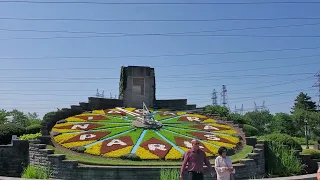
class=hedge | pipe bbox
[259,133,302,151]
[26,124,41,134]
[242,124,259,137]
[301,149,320,159]
[0,123,26,145]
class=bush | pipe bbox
[21,165,51,179]
[160,169,180,180]
[19,133,41,141]
[259,133,302,151]
[26,124,41,134]
[265,141,304,177]
[242,124,259,137]
[0,123,26,145]
[301,149,320,159]
[292,137,317,145]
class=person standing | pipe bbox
[317,167,320,180]
[214,147,235,180]
[180,139,214,180]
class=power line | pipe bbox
[6,34,320,41]
[1,47,320,61]
[0,72,314,80]
[1,1,320,5]
[2,17,320,22]
[1,23,320,36]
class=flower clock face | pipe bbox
[51,107,241,161]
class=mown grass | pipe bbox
[46,145,253,166]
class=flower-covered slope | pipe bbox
[51,107,243,160]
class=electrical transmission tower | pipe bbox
[313,70,320,110]
[235,104,244,115]
[254,101,267,111]
[221,85,229,108]
[212,89,218,106]
[95,89,104,98]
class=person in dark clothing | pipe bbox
[180,139,214,180]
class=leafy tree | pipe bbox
[244,110,274,134]
[271,113,296,136]
[204,105,229,117]
[227,113,247,124]
[8,109,29,127]
[26,112,42,126]
[292,92,317,113]
[0,109,9,124]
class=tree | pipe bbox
[292,92,317,113]
[227,113,247,124]
[8,109,29,127]
[0,109,9,124]
[244,110,274,134]
[204,105,230,117]
[26,112,42,126]
[271,113,296,136]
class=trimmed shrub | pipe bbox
[19,133,41,141]
[242,124,259,137]
[26,124,41,134]
[292,136,317,145]
[0,123,26,145]
[259,133,302,151]
[301,149,320,159]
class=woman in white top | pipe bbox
[215,147,235,180]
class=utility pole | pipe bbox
[95,89,104,98]
[304,117,309,149]
[313,70,320,111]
[221,85,228,108]
[212,89,218,106]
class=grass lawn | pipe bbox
[46,145,253,166]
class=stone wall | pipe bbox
[28,139,265,180]
[0,140,29,177]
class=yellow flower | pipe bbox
[85,142,103,156]
[65,117,86,122]
[165,147,183,160]
[218,134,240,144]
[53,134,78,144]
[207,141,236,149]
[211,123,232,129]
[61,141,95,148]
[177,111,187,115]
[203,142,219,155]
[92,110,106,114]
[104,146,133,158]
[53,123,73,127]
[203,119,217,123]
[135,147,159,160]
[217,130,237,135]
[124,108,136,112]
[51,128,80,133]
[187,114,206,118]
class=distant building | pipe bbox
[89,65,196,111]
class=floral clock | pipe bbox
[51,107,241,160]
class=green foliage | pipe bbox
[228,113,247,124]
[271,113,296,136]
[0,123,26,144]
[19,133,41,141]
[26,124,41,134]
[204,105,229,117]
[292,136,317,145]
[292,109,320,138]
[292,92,317,113]
[301,149,320,159]
[160,168,180,180]
[259,133,302,151]
[244,110,274,134]
[265,141,304,177]
[0,109,10,124]
[120,153,142,161]
[242,124,259,136]
[21,165,51,179]
[43,111,57,121]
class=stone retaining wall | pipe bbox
[28,139,265,180]
[0,141,29,177]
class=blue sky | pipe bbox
[0,1,319,117]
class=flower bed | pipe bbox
[50,107,243,161]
